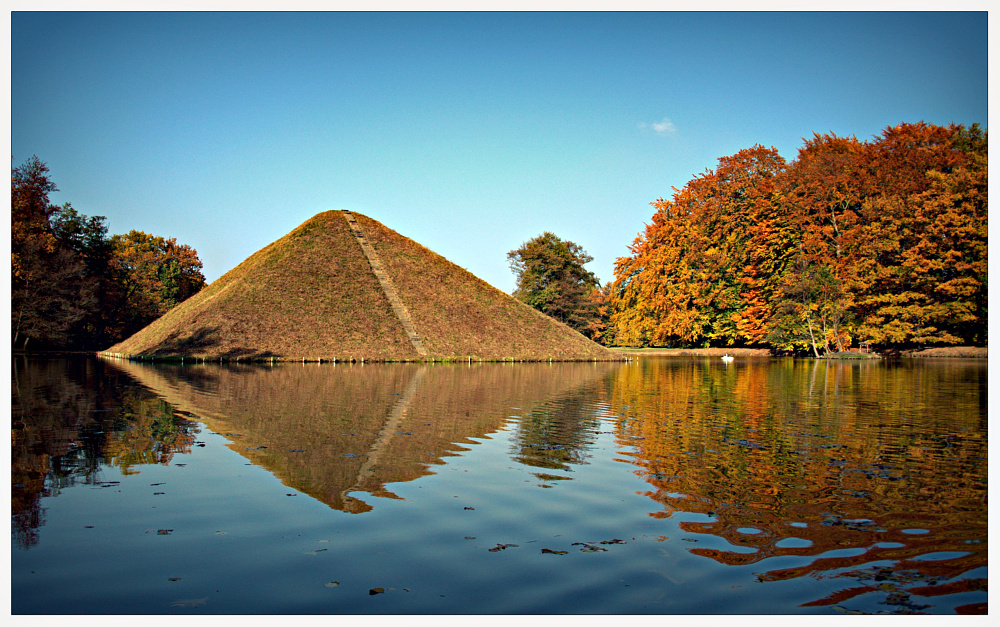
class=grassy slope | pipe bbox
[106,211,416,360]
[105,210,616,361]
[355,213,614,360]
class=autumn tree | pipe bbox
[779,122,986,350]
[853,125,987,346]
[508,232,602,337]
[11,156,59,254]
[11,157,97,349]
[611,122,986,353]
[11,156,208,350]
[109,230,206,339]
[609,145,792,347]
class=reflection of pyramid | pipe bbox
[102,210,614,362]
[105,359,621,513]
[340,366,426,513]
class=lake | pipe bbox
[11,355,987,614]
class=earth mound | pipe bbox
[103,210,615,362]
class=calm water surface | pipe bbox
[11,355,987,614]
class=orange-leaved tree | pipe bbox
[11,157,97,349]
[609,145,791,347]
[771,122,986,352]
[853,124,987,346]
[109,230,207,341]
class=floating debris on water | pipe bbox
[819,514,886,532]
[883,591,931,611]
[572,543,608,552]
[489,543,518,552]
[157,529,173,535]
[369,587,384,595]
[850,566,940,587]
[831,606,865,615]
[541,548,567,554]
[170,597,208,608]
[325,581,340,588]
[723,437,765,450]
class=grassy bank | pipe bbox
[901,346,987,358]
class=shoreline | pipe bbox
[609,346,987,358]
[609,347,772,357]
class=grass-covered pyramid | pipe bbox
[103,210,615,362]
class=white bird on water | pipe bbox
[721,354,734,362]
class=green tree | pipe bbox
[50,204,117,348]
[12,237,96,350]
[507,232,601,337]
[767,258,848,357]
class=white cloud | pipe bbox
[651,117,677,135]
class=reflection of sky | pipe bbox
[11,12,987,293]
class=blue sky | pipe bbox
[11,11,988,293]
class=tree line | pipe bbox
[14,120,987,355]
[12,156,206,351]
[510,122,986,353]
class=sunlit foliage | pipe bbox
[610,123,987,352]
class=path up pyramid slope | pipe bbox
[103,210,615,362]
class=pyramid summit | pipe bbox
[102,210,615,362]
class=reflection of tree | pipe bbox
[609,357,987,612]
[11,357,199,549]
[103,390,196,475]
[512,395,604,473]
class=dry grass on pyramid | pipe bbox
[102,211,616,363]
